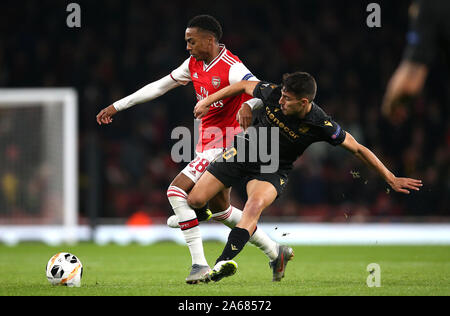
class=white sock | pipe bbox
[167,186,208,266]
[212,206,279,261]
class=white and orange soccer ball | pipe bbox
[46,252,83,287]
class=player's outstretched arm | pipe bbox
[194,80,259,119]
[96,75,182,125]
[381,61,428,124]
[340,132,423,194]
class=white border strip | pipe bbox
[1,223,449,246]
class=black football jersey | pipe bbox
[246,81,346,170]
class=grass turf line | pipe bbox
[0,242,448,296]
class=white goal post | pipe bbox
[0,89,79,245]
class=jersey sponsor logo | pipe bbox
[265,107,301,140]
[197,86,224,108]
[324,120,333,127]
[211,100,224,108]
[193,72,199,79]
[212,76,221,89]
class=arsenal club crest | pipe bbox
[211,76,221,89]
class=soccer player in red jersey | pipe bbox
[96,15,292,283]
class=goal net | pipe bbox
[0,89,78,245]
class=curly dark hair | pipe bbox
[187,15,223,41]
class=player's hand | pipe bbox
[193,99,211,119]
[96,105,118,125]
[388,177,423,194]
[237,103,252,131]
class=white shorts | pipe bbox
[181,148,224,183]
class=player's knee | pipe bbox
[187,192,207,209]
[244,197,266,216]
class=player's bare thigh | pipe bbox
[236,179,278,233]
[208,187,231,213]
[171,171,231,212]
[187,171,226,210]
[170,172,196,193]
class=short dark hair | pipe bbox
[187,15,223,41]
[282,72,317,102]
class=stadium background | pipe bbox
[0,0,448,229]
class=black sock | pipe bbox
[216,227,250,264]
[193,205,210,222]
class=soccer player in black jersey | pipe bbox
[189,71,423,282]
[382,0,450,123]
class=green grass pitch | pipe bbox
[0,242,449,296]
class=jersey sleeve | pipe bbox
[244,98,264,110]
[403,0,440,65]
[252,81,280,104]
[321,119,346,146]
[170,58,191,86]
[113,75,181,111]
[228,62,258,85]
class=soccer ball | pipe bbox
[46,252,83,287]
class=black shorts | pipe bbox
[207,159,289,198]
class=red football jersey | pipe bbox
[171,45,257,152]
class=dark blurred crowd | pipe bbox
[1,0,448,223]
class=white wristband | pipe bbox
[244,98,263,110]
